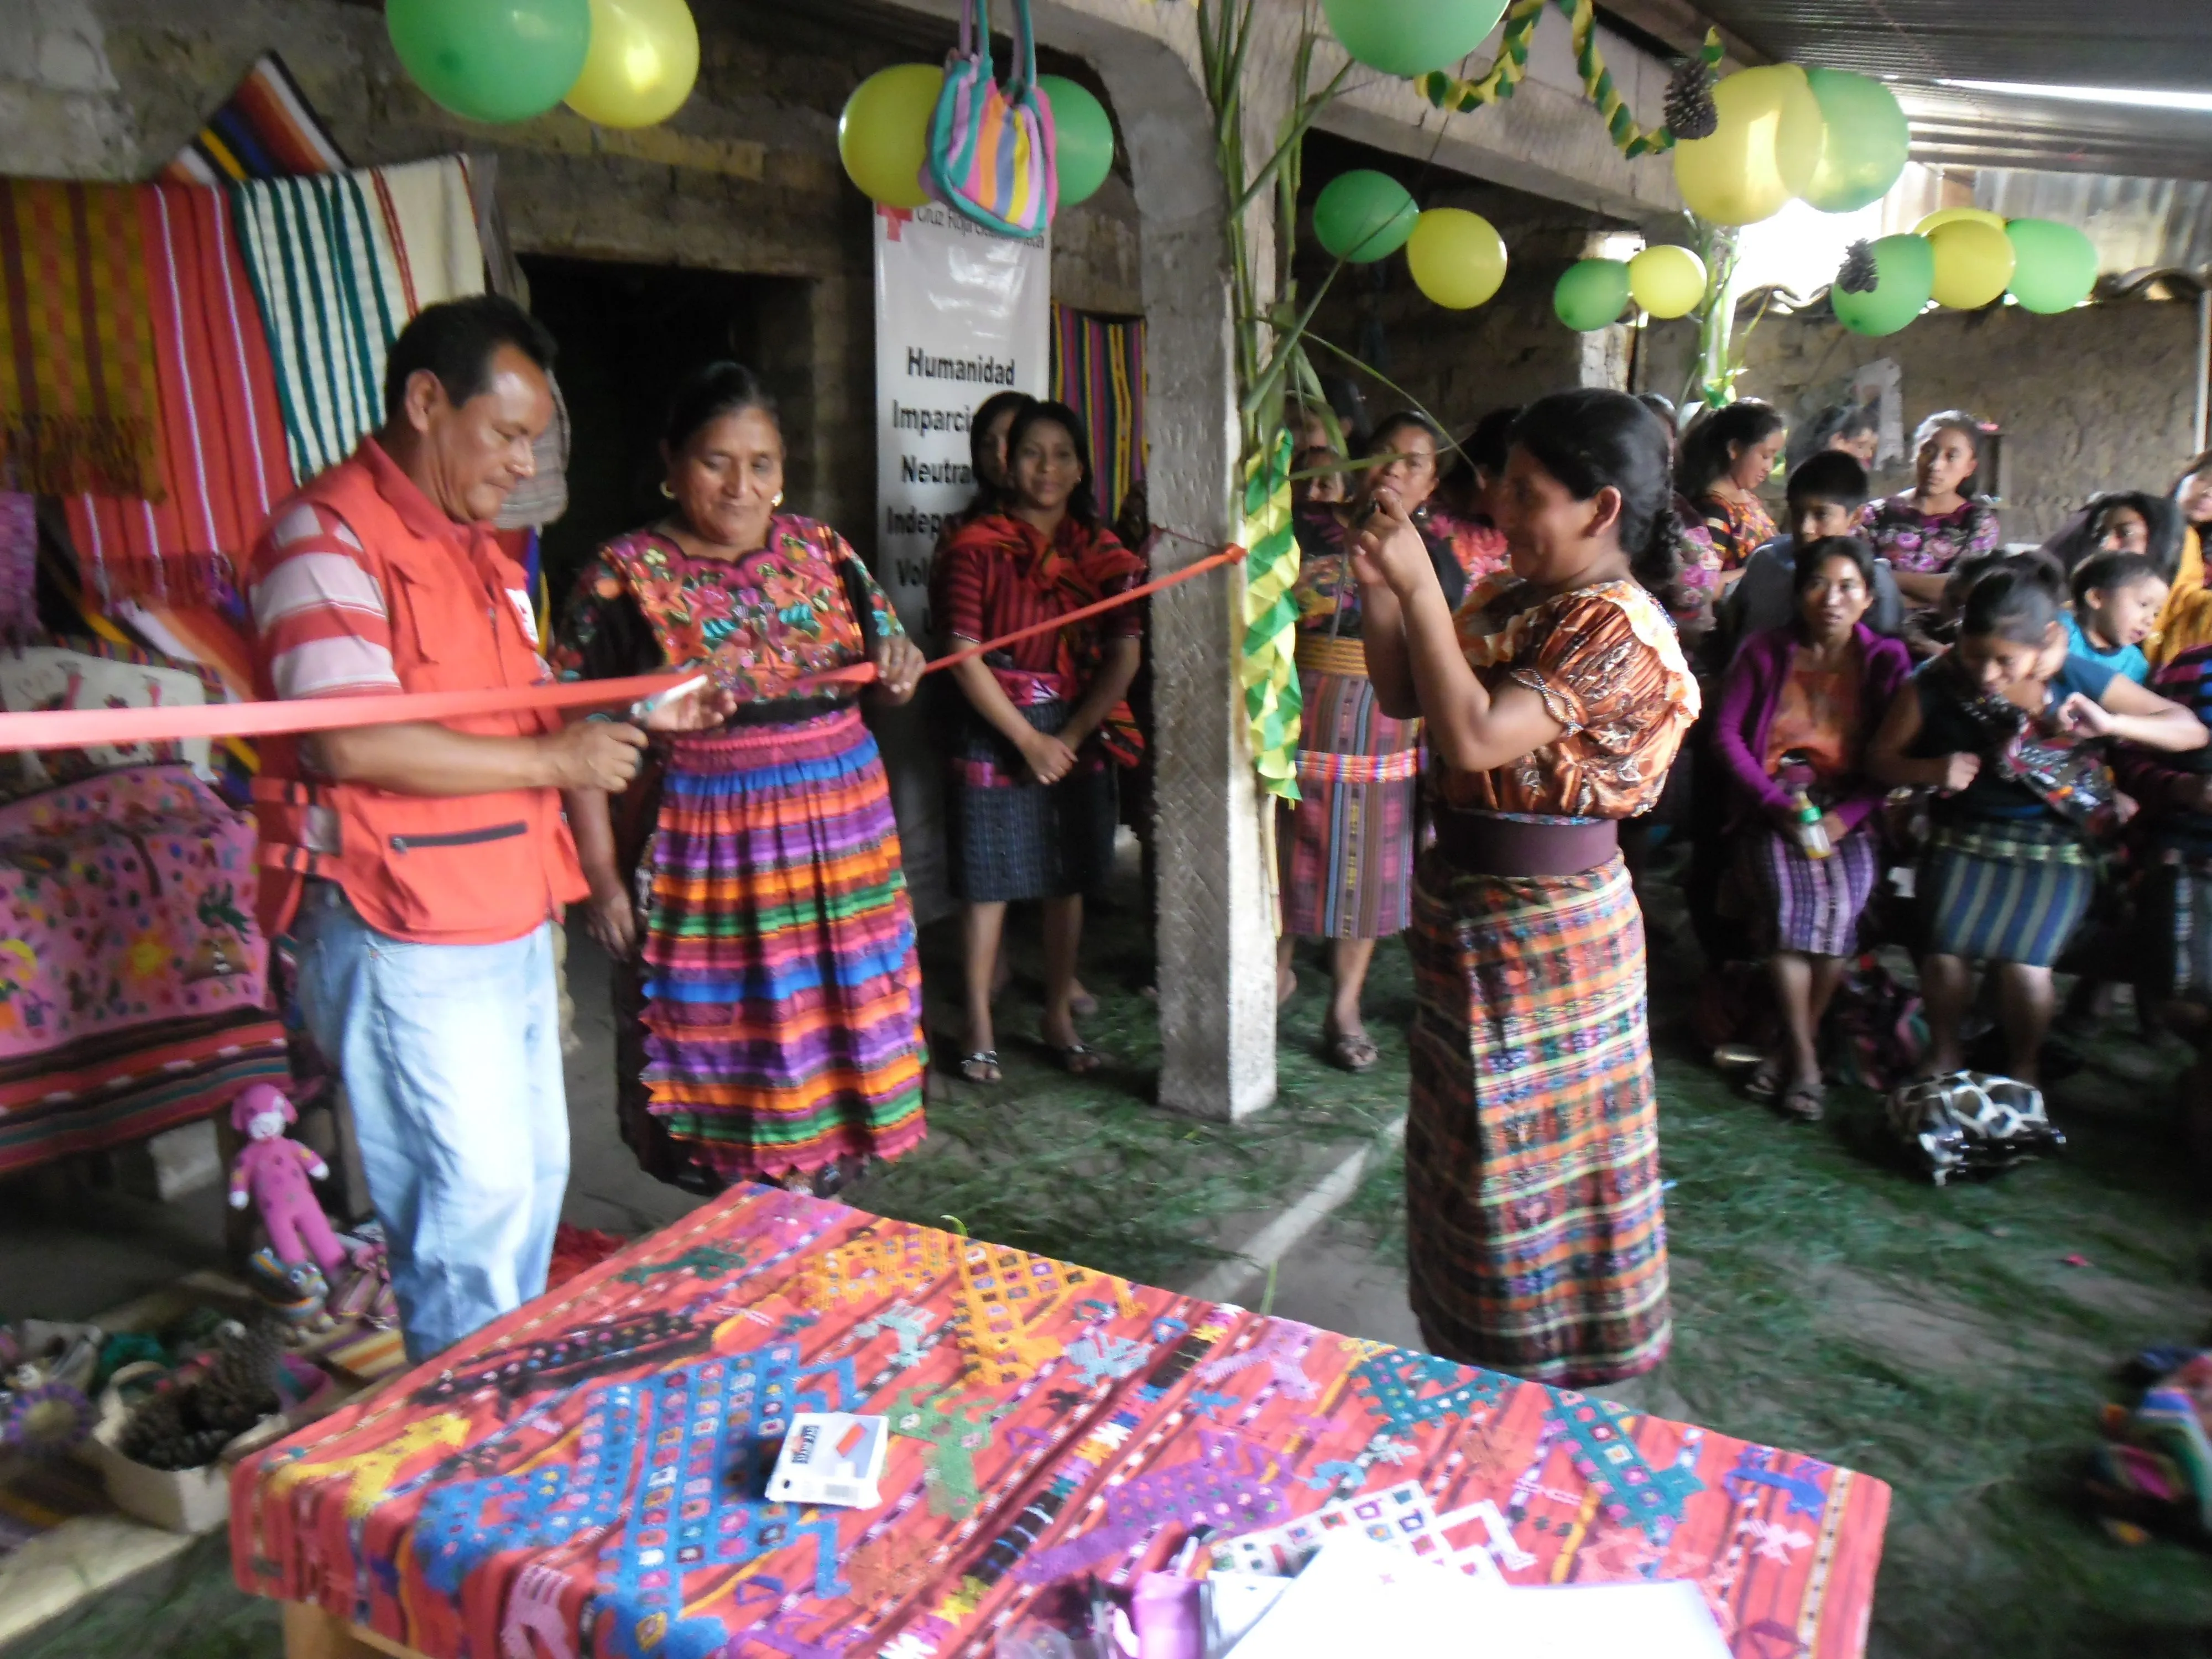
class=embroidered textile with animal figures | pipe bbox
[229,1186,1891,1659]
[0,764,267,1064]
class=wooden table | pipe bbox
[234,1185,1888,1658]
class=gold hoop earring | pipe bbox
[772,491,785,509]
[659,481,676,500]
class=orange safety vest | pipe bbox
[248,441,587,945]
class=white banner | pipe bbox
[873,203,1050,640]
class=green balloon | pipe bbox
[1554,259,1631,331]
[1321,0,1510,78]
[388,0,593,125]
[1312,171,1418,264]
[1801,69,1910,215]
[1039,75,1114,207]
[2006,217,2099,314]
[1832,233,1935,337]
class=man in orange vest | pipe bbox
[246,295,714,1359]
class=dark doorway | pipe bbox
[520,256,809,606]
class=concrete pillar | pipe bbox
[1577,323,1634,391]
[1037,4,1278,1121]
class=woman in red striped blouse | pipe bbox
[930,400,1145,1084]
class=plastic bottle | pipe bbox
[1793,787,1832,859]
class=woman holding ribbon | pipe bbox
[553,361,929,1194]
[1355,389,1700,1385]
[1277,413,1468,1072]
[932,399,1145,1083]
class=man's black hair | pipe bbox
[1785,450,1870,515]
[382,293,557,425]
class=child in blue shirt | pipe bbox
[2065,549,2169,684]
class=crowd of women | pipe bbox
[1285,385,2212,1387]
[542,353,2212,1399]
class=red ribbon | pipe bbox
[0,543,1247,754]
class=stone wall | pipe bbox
[1637,300,2203,543]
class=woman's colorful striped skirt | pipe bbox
[1279,660,1422,940]
[1404,849,1670,1385]
[629,709,927,1183]
[1739,822,1882,957]
[1922,815,2093,968]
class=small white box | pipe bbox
[765,1412,888,1509]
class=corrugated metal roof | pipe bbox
[1978,170,2212,279]
[1693,1,2208,90]
[1693,1,2212,178]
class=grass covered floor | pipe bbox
[1333,902,2212,1658]
[12,874,2212,1658]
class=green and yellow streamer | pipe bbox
[1420,1,1723,160]
[1237,430,1302,802]
[1419,0,1543,114]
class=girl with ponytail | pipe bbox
[1349,387,1700,1385]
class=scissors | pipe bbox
[627,673,710,723]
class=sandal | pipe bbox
[1326,1031,1379,1073]
[1743,1056,1785,1103]
[1778,1080,1826,1123]
[957,1051,1001,1084]
[1046,1041,1105,1075]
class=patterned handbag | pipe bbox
[927,0,1057,239]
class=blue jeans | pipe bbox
[290,883,568,1361]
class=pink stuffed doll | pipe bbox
[227,1083,350,1280]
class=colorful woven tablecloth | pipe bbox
[230,1186,1888,1659]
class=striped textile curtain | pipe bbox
[1047,305,1145,525]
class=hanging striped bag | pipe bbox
[927,0,1057,239]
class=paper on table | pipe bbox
[1223,1534,1730,1659]
[1204,1573,1290,1657]
[1223,1534,1494,1657]
[1471,1581,1733,1659]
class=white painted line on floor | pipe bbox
[1183,1115,1408,1306]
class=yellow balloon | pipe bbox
[838,64,942,210]
[1914,206,2007,237]
[1671,65,1825,227]
[565,0,699,128]
[1628,244,1708,319]
[1405,208,1507,309]
[1927,218,2016,309]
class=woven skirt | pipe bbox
[948,700,1118,904]
[1279,665,1421,940]
[1404,848,1671,1385]
[1922,816,2094,968]
[1738,822,1881,957]
[631,710,927,1182]
[2135,858,2212,1005]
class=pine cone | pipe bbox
[195,1321,280,1436]
[1838,240,1881,295]
[1665,58,1718,142]
[118,1390,187,1464]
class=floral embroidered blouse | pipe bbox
[1424,507,1512,586]
[1861,492,2002,576]
[552,517,901,707]
[1693,489,1780,573]
[1290,504,1467,641]
[1435,576,1701,820]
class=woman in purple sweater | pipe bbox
[1713,536,1913,1120]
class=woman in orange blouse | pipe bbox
[1353,389,1700,1386]
[1678,400,1786,577]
